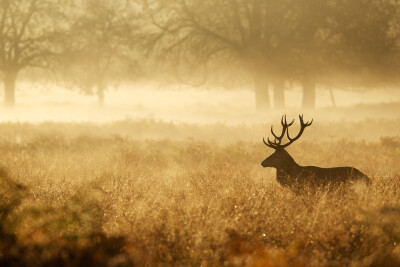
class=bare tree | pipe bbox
[292,0,400,109]
[144,0,400,110]
[58,0,136,106]
[143,0,297,110]
[0,0,65,106]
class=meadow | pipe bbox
[0,118,399,266]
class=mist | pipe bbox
[1,1,400,266]
[1,0,399,125]
[0,83,399,125]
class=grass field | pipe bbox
[0,118,399,266]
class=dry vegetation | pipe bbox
[0,119,400,266]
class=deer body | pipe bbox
[262,115,371,191]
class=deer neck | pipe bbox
[276,154,300,177]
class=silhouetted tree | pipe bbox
[281,0,399,109]
[0,0,65,106]
[59,0,134,106]
[291,0,330,109]
[144,0,298,110]
[334,0,400,89]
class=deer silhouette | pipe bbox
[261,115,371,191]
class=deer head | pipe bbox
[261,115,313,169]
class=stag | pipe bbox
[261,115,371,191]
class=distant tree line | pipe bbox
[0,0,399,109]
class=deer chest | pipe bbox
[276,170,291,187]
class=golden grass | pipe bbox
[0,120,399,266]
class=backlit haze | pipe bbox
[1,1,400,266]
[1,84,399,124]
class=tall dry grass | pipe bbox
[0,120,399,266]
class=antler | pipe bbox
[263,114,313,149]
[263,115,294,148]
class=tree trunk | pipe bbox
[272,77,285,110]
[302,76,316,109]
[4,71,17,107]
[329,88,336,108]
[254,73,270,110]
[97,84,104,107]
